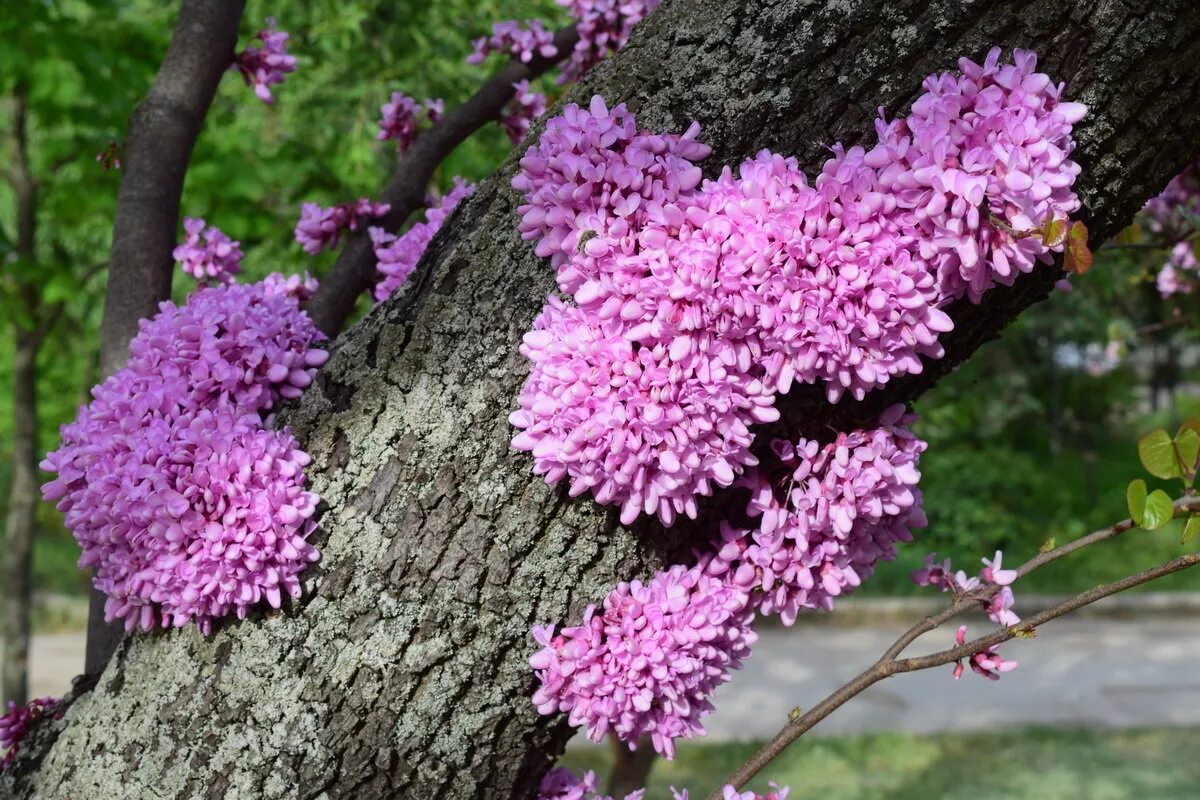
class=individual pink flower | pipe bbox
[377,92,444,153]
[952,625,1018,681]
[980,550,1018,586]
[530,564,756,757]
[232,18,296,104]
[371,178,475,302]
[173,217,244,283]
[984,586,1020,628]
[468,20,557,65]
[501,80,548,144]
[295,198,391,255]
[1,697,58,771]
[912,553,954,591]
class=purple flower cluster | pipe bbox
[262,270,319,302]
[468,20,558,65]
[537,768,645,800]
[705,406,927,625]
[511,50,1085,527]
[530,563,756,757]
[1156,240,1197,297]
[41,280,327,634]
[295,198,391,255]
[1,698,58,771]
[232,18,296,105]
[555,0,662,84]
[1143,159,1200,238]
[377,92,444,154]
[370,178,476,303]
[873,47,1085,302]
[501,80,548,145]
[672,787,790,800]
[174,217,244,284]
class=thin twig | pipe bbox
[708,498,1200,799]
[304,25,580,337]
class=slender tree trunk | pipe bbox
[607,736,657,799]
[2,83,40,709]
[2,332,39,708]
[7,1,1200,797]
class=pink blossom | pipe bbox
[912,553,954,591]
[556,0,662,83]
[980,550,1017,586]
[672,787,789,800]
[872,47,1085,302]
[0,697,58,771]
[371,179,475,302]
[1156,241,1197,297]
[984,586,1020,628]
[377,92,444,154]
[530,563,756,757]
[1143,159,1200,237]
[41,280,327,634]
[174,217,244,284]
[262,271,319,302]
[952,625,1017,681]
[468,20,557,65]
[705,406,927,623]
[232,18,296,104]
[501,80,548,145]
[537,767,645,800]
[295,198,391,255]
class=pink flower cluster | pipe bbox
[1156,240,1197,297]
[295,198,391,255]
[537,768,644,800]
[41,280,327,634]
[673,787,790,800]
[530,563,756,757]
[705,406,927,624]
[501,80,548,145]
[232,18,296,105]
[872,47,1085,302]
[1,697,58,771]
[377,92,444,154]
[1143,158,1200,238]
[468,20,557,65]
[174,217,244,284]
[952,625,1018,681]
[370,178,476,303]
[511,50,1084,527]
[555,0,662,84]
[262,270,319,302]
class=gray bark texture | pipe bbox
[7,0,1200,797]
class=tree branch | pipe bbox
[711,498,1200,797]
[97,0,245,377]
[88,0,246,677]
[303,25,580,337]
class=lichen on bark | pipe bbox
[7,1,1200,798]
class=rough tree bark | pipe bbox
[7,0,1200,797]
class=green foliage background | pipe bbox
[1,0,1197,602]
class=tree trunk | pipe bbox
[2,332,39,708]
[8,1,1200,797]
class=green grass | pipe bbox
[561,728,1200,799]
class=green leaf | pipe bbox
[1176,428,1200,478]
[1139,429,1182,479]
[1142,490,1175,530]
[1182,515,1200,545]
[1127,479,1147,525]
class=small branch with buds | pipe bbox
[709,496,1200,799]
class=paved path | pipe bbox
[705,616,1200,740]
[10,617,1200,740]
